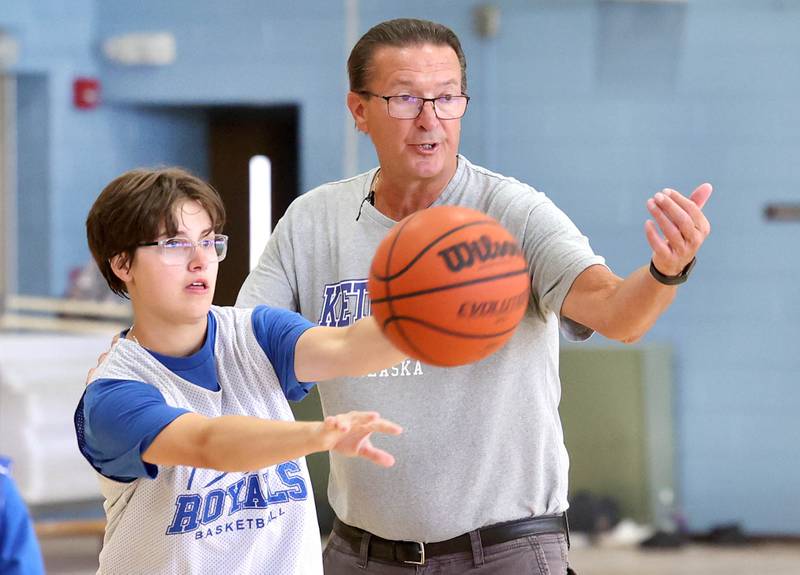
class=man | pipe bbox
[237,18,711,574]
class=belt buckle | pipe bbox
[402,541,426,565]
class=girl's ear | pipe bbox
[109,254,132,284]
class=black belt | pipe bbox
[333,514,569,566]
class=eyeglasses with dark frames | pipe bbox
[357,92,470,120]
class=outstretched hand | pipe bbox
[318,411,403,468]
[645,183,713,277]
[86,333,119,385]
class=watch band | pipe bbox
[649,257,696,286]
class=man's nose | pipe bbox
[415,100,439,128]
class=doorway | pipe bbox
[207,105,299,306]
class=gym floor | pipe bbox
[40,535,800,575]
[567,543,800,575]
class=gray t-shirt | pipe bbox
[237,156,606,542]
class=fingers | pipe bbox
[651,191,698,247]
[323,415,352,434]
[96,335,118,366]
[689,182,713,210]
[345,411,403,436]
[357,443,396,468]
[86,337,117,386]
[325,411,403,466]
[645,184,712,274]
[332,414,403,436]
[85,367,97,386]
[363,419,403,436]
[664,187,712,236]
[644,220,670,261]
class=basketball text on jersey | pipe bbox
[166,461,308,539]
[318,279,424,376]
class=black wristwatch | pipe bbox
[649,257,696,286]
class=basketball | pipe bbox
[368,205,530,367]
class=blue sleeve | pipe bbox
[251,305,316,402]
[0,473,45,575]
[74,379,189,482]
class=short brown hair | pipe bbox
[348,18,467,93]
[86,167,225,298]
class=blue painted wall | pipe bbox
[3,0,98,295]
[95,1,348,188]
[6,0,799,534]
[15,75,51,295]
[3,1,209,295]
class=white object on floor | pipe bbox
[597,518,655,547]
[0,332,114,504]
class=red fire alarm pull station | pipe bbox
[74,77,100,109]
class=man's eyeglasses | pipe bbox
[357,92,470,120]
[138,235,228,266]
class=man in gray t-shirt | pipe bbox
[238,18,712,575]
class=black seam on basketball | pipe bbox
[381,316,438,364]
[371,267,529,305]
[375,212,416,284]
[371,218,503,282]
[384,212,423,360]
[383,316,519,339]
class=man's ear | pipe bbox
[346,92,369,134]
[109,254,132,284]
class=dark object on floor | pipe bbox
[640,529,687,549]
[702,523,749,546]
[568,491,620,534]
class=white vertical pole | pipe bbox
[248,155,272,272]
[343,0,359,178]
[0,75,18,313]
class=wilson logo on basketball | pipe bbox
[436,235,522,272]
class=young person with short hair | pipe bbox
[75,167,405,574]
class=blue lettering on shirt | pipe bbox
[166,465,308,536]
[243,474,268,509]
[318,279,370,326]
[200,489,225,525]
[277,461,308,501]
[166,494,202,534]
[226,478,246,515]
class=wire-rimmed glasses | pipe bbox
[357,92,470,120]
[137,234,228,265]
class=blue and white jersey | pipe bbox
[74,305,320,575]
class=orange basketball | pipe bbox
[368,205,530,367]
